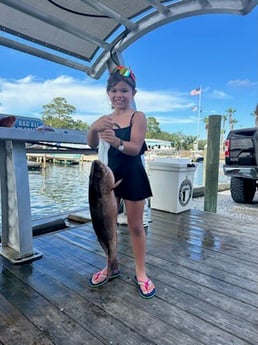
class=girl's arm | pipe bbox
[87,115,113,148]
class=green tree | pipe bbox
[41,97,88,130]
[197,139,206,151]
[202,117,209,132]
[168,131,195,150]
[183,135,197,150]
[158,131,174,143]
[146,116,201,150]
[72,119,88,131]
[146,116,161,138]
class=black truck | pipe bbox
[223,127,258,203]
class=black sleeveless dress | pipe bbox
[107,113,152,201]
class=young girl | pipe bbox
[87,66,155,298]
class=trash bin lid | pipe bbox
[148,158,193,169]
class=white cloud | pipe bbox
[136,89,193,113]
[152,115,197,125]
[0,76,194,123]
[0,75,110,118]
[17,75,34,83]
[228,79,258,87]
[209,89,232,99]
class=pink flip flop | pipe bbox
[89,269,120,288]
[135,276,156,299]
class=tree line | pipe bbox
[41,97,257,151]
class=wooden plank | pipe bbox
[149,210,258,271]
[0,266,103,345]
[68,226,258,297]
[147,222,258,279]
[2,242,198,345]
[1,208,258,345]
[0,295,55,345]
[153,209,258,239]
[0,127,87,144]
[67,214,92,224]
[60,228,258,320]
[32,238,249,345]
[36,230,257,344]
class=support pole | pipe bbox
[196,86,202,150]
[204,115,221,213]
[0,140,42,263]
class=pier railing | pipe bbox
[0,127,89,263]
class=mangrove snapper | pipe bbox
[88,160,121,280]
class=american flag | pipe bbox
[190,88,201,96]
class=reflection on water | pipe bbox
[0,161,229,221]
[29,164,91,220]
[192,161,229,187]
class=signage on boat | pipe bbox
[0,114,43,130]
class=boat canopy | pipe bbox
[0,0,257,78]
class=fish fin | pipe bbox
[112,179,123,190]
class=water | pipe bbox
[0,161,229,221]
[28,164,91,220]
[192,161,229,187]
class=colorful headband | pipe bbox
[111,66,136,81]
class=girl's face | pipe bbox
[108,81,136,110]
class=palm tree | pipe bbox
[222,114,227,133]
[220,114,228,151]
[225,108,236,130]
[230,118,238,130]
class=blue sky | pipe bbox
[0,7,257,139]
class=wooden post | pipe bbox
[204,115,221,213]
[43,154,46,168]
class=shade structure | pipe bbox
[0,0,257,78]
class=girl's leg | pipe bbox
[124,199,155,294]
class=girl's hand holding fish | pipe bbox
[95,115,113,132]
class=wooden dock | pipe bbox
[26,146,98,165]
[0,208,257,345]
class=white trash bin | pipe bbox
[148,158,196,213]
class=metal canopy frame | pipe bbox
[1,0,257,79]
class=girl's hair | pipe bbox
[106,69,136,92]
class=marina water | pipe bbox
[0,161,229,221]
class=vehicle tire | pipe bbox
[230,177,256,203]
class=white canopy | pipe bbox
[1,0,257,78]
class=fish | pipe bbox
[0,115,16,127]
[88,159,122,279]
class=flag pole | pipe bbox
[196,85,202,150]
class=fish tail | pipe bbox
[107,256,119,280]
